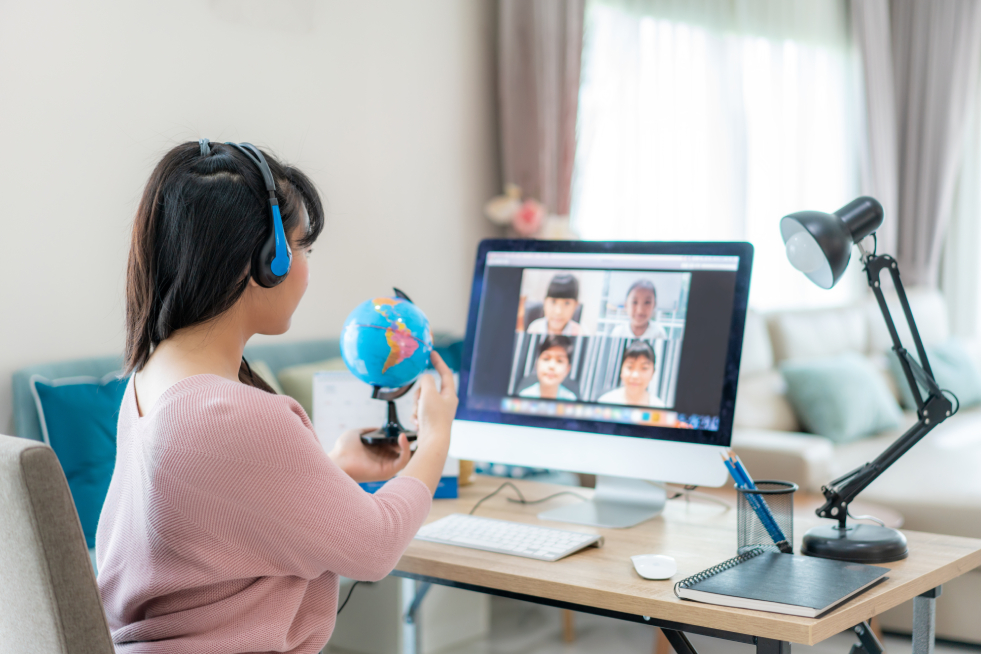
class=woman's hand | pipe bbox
[413,352,458,451]
[329,429,412,483]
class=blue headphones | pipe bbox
[199,139,292,288]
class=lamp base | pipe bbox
[801,523,908,563]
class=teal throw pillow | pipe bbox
[887,338,981,410]
[781,354,902,443]
[30,373,128,548]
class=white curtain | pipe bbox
[572,0,864,310]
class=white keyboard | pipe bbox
[415,513,604,561]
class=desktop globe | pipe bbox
[340,290,433,444]
[340,294,433,389]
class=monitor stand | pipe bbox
[538,475,666,529]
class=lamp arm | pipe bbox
[814,249,953,528]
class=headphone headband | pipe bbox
[199,139,292,287]
[226,142,277,195]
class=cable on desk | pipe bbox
[846,509,886,528]
[337,581,363,615]
[666,485,733,509]
[469,480,588,516]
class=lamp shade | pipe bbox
[779,197,884,289]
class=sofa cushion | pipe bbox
[887,338,981,410]
[733,370,799,432]
[767,305,868,363]
[740,310,774,376]
[781,354,902,443]
[730,428,834,494]
[29,373,127,548]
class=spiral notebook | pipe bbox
[674,548,889,617]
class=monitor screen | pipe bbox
[456,240,753,448]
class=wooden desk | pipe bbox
[394,476,981,653]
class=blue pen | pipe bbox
[726,452,784,535]
[722,453,788,551]
[722,452,792,553]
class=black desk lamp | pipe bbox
[780,196,954,563]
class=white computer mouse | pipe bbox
[631,554,677,580]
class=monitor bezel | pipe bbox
[455,239,754,448]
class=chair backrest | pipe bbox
[0,434,114,654]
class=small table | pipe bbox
[394,476,981,653]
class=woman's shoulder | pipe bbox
[148,374,318,459]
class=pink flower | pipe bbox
[513,199,545,237]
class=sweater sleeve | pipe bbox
[150,384,433,582]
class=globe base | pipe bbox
[361,383,419,446]
[361,421,418,446]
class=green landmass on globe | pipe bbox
[340,295,433,389]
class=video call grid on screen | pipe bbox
[457,241,753,448]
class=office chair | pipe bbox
[0,434,114,653]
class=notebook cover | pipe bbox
[683,552,888,615]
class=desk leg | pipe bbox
[661,629,697,654]
[851,621,883,654]
[756,638,791,654]
[401,580,432,654]
[912,586,942,654]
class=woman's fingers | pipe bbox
[394,432,412,469]
[418,370,437,396]
[430,351,456,397]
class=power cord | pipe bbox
[662,483,733,510]
[847,509,886,528]
[469,481,588,516]
[337,581,364,615]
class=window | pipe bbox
[572,0,864,310]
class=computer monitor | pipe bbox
[449,239,753,528]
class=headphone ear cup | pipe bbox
[252,231,291,288]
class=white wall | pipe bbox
[0,0,500,433]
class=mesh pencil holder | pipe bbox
[736,480,798,554]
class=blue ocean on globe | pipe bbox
[340,296,433,389]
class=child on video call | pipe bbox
[611,279,667,340]
[519,335,578,400]
[598,340,665,408]
[526,273,583,336]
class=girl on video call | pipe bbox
[598,340,665,408]
[95,140,457,654]
[611,279,667,340]
[525,273,583,336]
[518,335,578,400]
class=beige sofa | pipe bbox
[730,288,981,644]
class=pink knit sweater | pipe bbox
[96,374,432,654]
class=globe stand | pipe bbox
[360,383,418,446]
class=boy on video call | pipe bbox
[611,279,667,340]
[526,273,583,336]
[518,335,578,401]
[598,340,665,407]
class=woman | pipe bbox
[598,340,664,407]
[96,140,457,654]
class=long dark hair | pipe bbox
[124,141,324,391]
